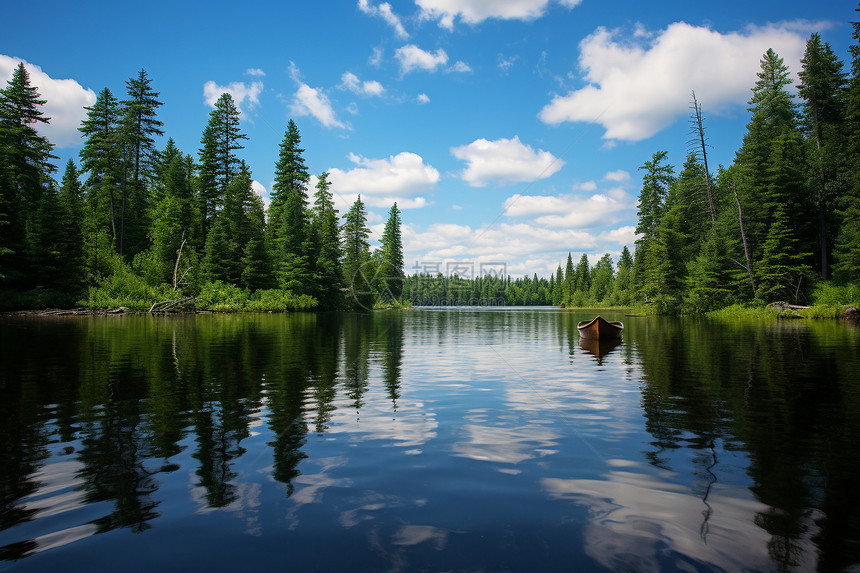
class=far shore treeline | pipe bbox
[1,7,860,314]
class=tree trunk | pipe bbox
[733,182,756,295]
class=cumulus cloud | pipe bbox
[417,0,580,29]
[203,80,263,117]
[417,93,431,104]
[287,62,346,129]
[340,72,385,96]
[252,180,270,208]
[450,136,563,187]
[539,21,813,141]
[0,55,96,148]
[448,61,472,73]
[503,190,634,229]
[395,45,449,74]
[358,0,409,38]
[328,151,439,211]
[245,68,265,77]
[604,169,630,182]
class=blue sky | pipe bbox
[2,0,856,278]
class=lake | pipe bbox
[1,308,859,572]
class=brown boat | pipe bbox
[577,315,623,340]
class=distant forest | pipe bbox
[1,6,859,313]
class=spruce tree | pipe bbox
[636,151,675,238]
[342,195,372,309]
[119,69,164,258]
[0,62,56,286]
[562,253,574,304]
[268,120,313,294]
[379,202,404,303]
[833,4,860,285]
[79,87,122,253]
[312,171,343,309]
[798,34,848,278]
[197,93,247,241]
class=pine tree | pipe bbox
[343,195,372,309]
[798,34,848,279]
[562,253,574,304]
[79,87,122,253]
[197,93,247,241]
[590,253,614,303]
[312,171,343,309]
[57,160,85,290]
[379,202,404,303]
[0,62,56,285]
[833,4,860,285]
[118,69,164,258]
[636,151,675,238]
[268,120,313,294]
[611,246,633,305]
[734,49,805,260]
[756,206,812,303]
[574,253,591,300]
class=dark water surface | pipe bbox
[1,309,859,572]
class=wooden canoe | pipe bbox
[577,315,623,340]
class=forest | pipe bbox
[1,7,859,314]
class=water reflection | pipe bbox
[0,311,858,570]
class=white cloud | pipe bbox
[417,93,431,104]
[340,72,385,96]
[251,180,270,208]
[448,61,472,73]
[450,136,563,187]
[575,180,598,191]
[417,0,579,29]
[328,151,439,211]
[0,55,96,148]
[369,47,384,67]
[358,0,409,39]
[503,190,634,229]
[291,84,346,129]
[395,45,449,74]
[539,21,813,141]
[286,63,346,129]
[203,80,263,117]
[245,68,265,77]
[498,55,518,72]
[603,169,630,182]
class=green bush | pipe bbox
[810,282,860,307]
[195,280,251,311]
[246,289,317,312]
[80,265,174,310]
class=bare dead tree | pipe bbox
[688,91,716,223]
[733,182,756,295]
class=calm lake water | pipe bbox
[1,308,859,572]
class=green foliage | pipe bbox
[195,281,317,312]
[81,263,175,310]
[810,281,860,307]
[379,202,404,303]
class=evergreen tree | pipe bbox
[636,151,675,238]
[241,193,273,291]
[79,87,122,257]
[0,62,56,285]
[342,195,372,309]
[562,253,574,304]
[574,253,591,299]
[311,171,343,309]
[833,5,860,285]
[57,160,85,290]
[798,34,848,278]
[118,69,164,258]
[611,246,633,305]
[198,93,247,241]
[590,253,614,303]
[268,119,313,294]
[756,206,812,303]
[379,202,404,303]
[734,49,806,259]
